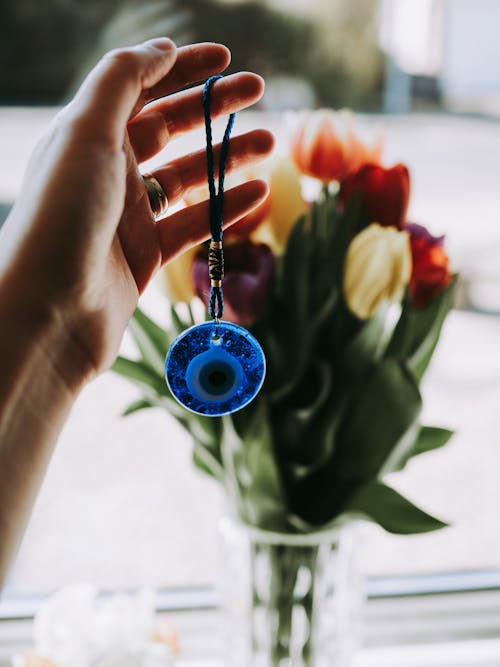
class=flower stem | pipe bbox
[187,301,195,326]
[322,182,330,203]
[251,542,319,666]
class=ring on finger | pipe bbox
[142,173,169,220]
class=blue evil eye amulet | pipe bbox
[164,76,266,417]
[166,321,265,416]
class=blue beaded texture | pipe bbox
[165,321,266,416]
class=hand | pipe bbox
[0,38,273,389]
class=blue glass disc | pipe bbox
[165,321,266,416]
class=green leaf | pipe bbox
[345,481,447,534]
[334,359,422,482]
[329,194,363,283]
[282,387,347,477]
[271,359,344,472]
[111,355,165,395]
[185,416,224,467]
[133,307,170,356]
[287,359,422,525]
[170,304,190,335]
[388,423,454,471]
[128,310,167,375]
[386,279,456,380]
[122,398,154,416]
[269,289,338,402]
[414,426,454,456]
[111,357,194,424]
[379,420,421,474]
[287,360,333,426]
[280,215,310,338]
[338,305,388,375]
[192,438,224,481]
[388,424,455,472]
[280,214,308,299]
[263,214,321,398]
[220,400,286,531]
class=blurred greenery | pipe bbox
[0,0,122,103]
[0,0,384,109]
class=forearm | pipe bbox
[0,275,85,584]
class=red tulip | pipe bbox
[405,223,452,308]
[184,186,270,240]
[224,192,271,239]
[192,240,275,326]
[339,163,410,229]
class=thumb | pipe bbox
[71,38,177,148]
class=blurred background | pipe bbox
[1,0,500,608]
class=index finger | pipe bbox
[140,42,231,107]
[71,38,178,148]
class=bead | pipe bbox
[209,241,224,284]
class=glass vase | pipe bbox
[218,517,364,667]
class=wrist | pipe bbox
[0,272,91,401]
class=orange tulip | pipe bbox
[290,109,382,182]
[339,163,410,229]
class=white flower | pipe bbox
[13,585,176,667]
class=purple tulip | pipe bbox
[192,240,275,326]
[405,222,445,247]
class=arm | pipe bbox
[0,282,83,581]
[0,38,273,582]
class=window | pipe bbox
[2,0,500,626]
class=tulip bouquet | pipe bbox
[113,110,455,536]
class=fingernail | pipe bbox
[148,37,176,53]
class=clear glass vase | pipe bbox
[218,517,364,667]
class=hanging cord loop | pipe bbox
[203,75,236,321]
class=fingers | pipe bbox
[71,38,178,148]
[157,180,269,264]
[143,42,231,104]
[147,129,274,208]
[68,40,232,151]
[128,72,265,162]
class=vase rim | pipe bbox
[220,515,349,545]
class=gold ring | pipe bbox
[142,173,168,220]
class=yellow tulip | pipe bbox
[253,158,308,253]
[343,223,411,319]
[161,245,198,304]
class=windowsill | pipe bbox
[2,588,500,666]
[170,639,500,667]
[2,629,500,667]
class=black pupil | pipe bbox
[208,370,227,387]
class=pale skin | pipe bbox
[0,38,274,583]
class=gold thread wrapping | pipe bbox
[209,241,224,285]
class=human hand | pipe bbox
[0,38,273,390]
